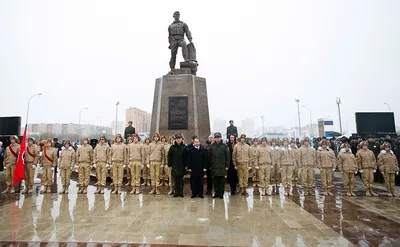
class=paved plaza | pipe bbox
[0,172,399,247]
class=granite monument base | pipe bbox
[150,71,211,142]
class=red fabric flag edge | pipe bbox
[13,126,26,186]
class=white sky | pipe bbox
[1,0,399,134]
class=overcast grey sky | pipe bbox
[1,0,399,134]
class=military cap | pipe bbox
[360,141,367,147]
[175,133,183,139]
[214,132,222,138]
[340,142,350,148]
[10,135,20,144]
[383,143,391,149]
[28,137,36,143]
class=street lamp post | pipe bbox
[295,99,301,137]
[26,93,42,129]
[261,116,265,137]
[78,107,88,143]
[302,105,313,137]
[336,97,343,134]
[384,102,391,111]
[116,102,120,134]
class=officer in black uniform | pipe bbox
[226,120,238,140]
[124,121,136,143]
[367,136,383,182]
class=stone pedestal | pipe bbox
[150,73,211,142]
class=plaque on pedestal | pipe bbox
[150,72,211,141]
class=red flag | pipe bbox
[13,125,26,186]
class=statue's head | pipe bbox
[173,11,180,20]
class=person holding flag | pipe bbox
[22,137,40,193]
[2,135,21,194]
[40,139,58,193]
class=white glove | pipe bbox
[248,167,251,171]
[234,166,237,170]
[340,148,346,153]
[68,147,73,151]
[39,166,43,170]
[147,164,150,168]
[381,150,387,154]
[160,165,164,168]
[32,165,36,168]
[373,169,376,173]
[390,150,394,155]
[90,165,93,169]
[318,147,322,151]
[61,146,65,151]
[106,164,110,168]
[93,164,97,168]
[275,146,280,150]
[255,166,259,169]
[39,151,43,156]
[396,171,399,175]
[51,167,54,171]
[74,165,79,170]
[279,168,282,171]
[381,172,384,175]
[281,147,286,151]
[354,171,358,174]
[203,169,207,172]
[332,168,336,172]
[123,165,126,168]
[359,169,364,174]
[141,164,144,169]
[270,165,274,169]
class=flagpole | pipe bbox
[17,93,42,196]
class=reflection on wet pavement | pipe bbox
[0,172,399,246]
[290,174,400,246]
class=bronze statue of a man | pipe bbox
[168,11,193,70]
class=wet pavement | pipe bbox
[0,171,399,247]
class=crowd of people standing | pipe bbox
[1,120,399,198]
